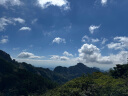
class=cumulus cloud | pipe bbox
[50,55,69,61]
[63,51,73,57]
[89,25,100,34]
[0,0,22,6]
[107,36,128,50]
[78,43,128,66]
[37,0,70,10]
[19,27,31,31]
[78,44,112,64]
[109,51,128,64]
[0,17,25,31]
[17,52,41,59]
[101,0,107,6]
[52,37,66,44]
[0,35,8,44]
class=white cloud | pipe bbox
[60,56,69,61]
[13,18,25,24]
[107,42,122,50]
[0,0,22,6]
[78,44,112,64]
[89,25,100,34]
[82,35,90,42]
[114,36,128,43]
[0,39,8,44]
[19,27,31,31]
[107,36,128,50]
[91,38,100,43]
[82,35,100,43]
[37,0,70,10]
[17,52,42,59]
[50,55,60,60]
[63,51,73,57]
[0,17,13,31]
[0,35,8,44]
[50,55,69,61]
[78,43,128,66]
[52,37,66,44]
[109,51,128,64]
[101,0,107,6]
[102,38,107,44]
[0,17,25,31]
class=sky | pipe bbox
[0,0,128,70]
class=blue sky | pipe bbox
[0,0,128,70]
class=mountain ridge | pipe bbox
[0,50,100,84]
[0,49,100,95]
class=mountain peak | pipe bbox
[76,63,87,67]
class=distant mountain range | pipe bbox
[0,50,100,95]
[54,63,99,81]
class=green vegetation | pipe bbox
[0,54,57,96]
[109,64,128,78]
[43,64,128,96]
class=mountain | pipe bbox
[0,50,100,95]
[54,63,99,81]
[18,62,100,84]
[0,50,57,96]
[0,50,100,83]
[0,50,12,62]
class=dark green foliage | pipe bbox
[44,64,128,96]
[0,50,57,96]
[43,72,128,96]
[109,64,128,78]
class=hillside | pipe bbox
[0,50,57,96]
[43,71,128,96]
